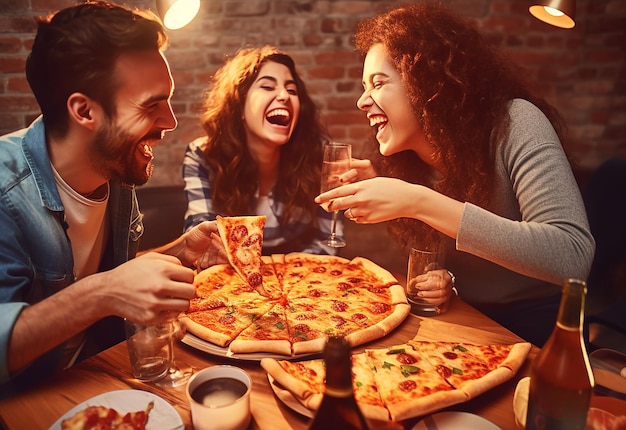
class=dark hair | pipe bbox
[25,1,167,137]
[200,46,329,224]
[354,3,566,251]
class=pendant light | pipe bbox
[156,0,200,30]
[529,0,575,28]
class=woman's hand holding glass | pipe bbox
[316,176,419,224]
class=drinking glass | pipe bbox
[155,319,194,388]
[321,143,351,248]
[406,248,450,316]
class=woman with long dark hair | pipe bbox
[184,46,339,255]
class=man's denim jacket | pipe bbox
[0,117,143,398]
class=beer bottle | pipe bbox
[308,335,369,430]
[525,278,594,430]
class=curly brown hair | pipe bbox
[200,46,329,224]
[354,2,566,251]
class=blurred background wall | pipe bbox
[1,0,625,188]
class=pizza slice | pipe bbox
[229,300,292,355]
[180,299,274,347]
[261,357,326,410]
[407,340,531,399]
[189,264,264,313]
[350,352,391,421]
[216,215,267,295]
[365,344,467,421]
[61,401,154,430]
[284,297,333,354]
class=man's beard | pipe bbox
[90,120,156,186]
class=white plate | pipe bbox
[267,374,314,418]
[182,332,317,361]
[413,411,501,430]
[49,389,184,430]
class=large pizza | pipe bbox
[179,253,411,356]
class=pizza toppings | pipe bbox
[262,340,531,422]
[216,215,267,295]
[61,401,154,430]
[180,253,411,356]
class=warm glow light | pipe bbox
[529,1,576,29]
[544,6,565,17]
[157,0,200,30]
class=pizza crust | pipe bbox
[260,358,317,403]
[500,342,532,371]
[179,315,231,347]
[376,303,411,335]
[230,338,291,355]
[387,389,468,421]
[292,337,328,355]
[459,365,512,399]
[345,324,385,347]
[350,256,398,286]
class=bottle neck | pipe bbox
[323,336,354,394]
[556,279,586,331]
[325,353,353,391]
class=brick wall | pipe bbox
[1,0,625,188]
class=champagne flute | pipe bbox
[155,318,194,388]
[321,143,351,248]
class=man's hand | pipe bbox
[181,221,228,270]
[147,221,227,270]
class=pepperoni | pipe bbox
[351,313,368,324]
[247,272,262,287]
[230,225,248,242]
[219,314,236,325]
[347,277,364,284]
[295,314,316,321]
[295,362,318,378]
[308,289,322,297]
[396,353,417,365]
[330,270,343,277]
[331,301,348,312]
[337,282,352,291]
[313,266,327,273]
[398,380,417,392]
[367,286,386,294]
[436,364,452,379]
[292,324,310,333]
[330,316,347,328]
[443,351,458,360]
[371,302,391,314]
[242,233,261,247]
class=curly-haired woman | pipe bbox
[184,46,340,255]
[316,4,594,346]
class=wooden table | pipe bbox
[0,296,537,429]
